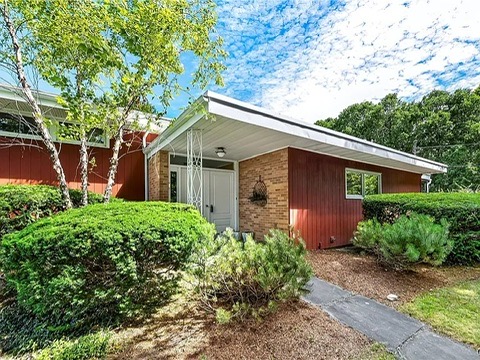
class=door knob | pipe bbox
[210,204,214,213]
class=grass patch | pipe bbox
[354,343,396,360]
[402,279,480,348]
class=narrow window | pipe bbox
[170,171,178,202]
[346,169,381,199]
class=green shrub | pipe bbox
[0,184,119,239]
[363,193,480,264]
[36,331,111,360]
[354,213,453,270]
[187,229,313,321]
[1,202,213,328]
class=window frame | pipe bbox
[52,122,109,148]
[0,110,109,148]
[0,111,43,140]
[345,168,382,199]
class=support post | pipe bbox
[187,128,203,213]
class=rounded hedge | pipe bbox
[0,201,213,326]
[0,184,118,238]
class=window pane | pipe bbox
[0,113,37,135]
[87,128,106,145]
[57,122,79,140]
[364,174,380,195]
[346,171,362,196]
[170,171,177,202]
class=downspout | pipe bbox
[426,177,432,193]
[143,131,150,201]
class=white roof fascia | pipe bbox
[204,91,447,174]
[0,84,63,109]
[144,104,206,158]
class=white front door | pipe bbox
[205,170,235,232]
[170,166,235,233]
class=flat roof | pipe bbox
[145,91,447,175]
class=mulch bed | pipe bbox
[308,248,480,308]
[112,300,379,360]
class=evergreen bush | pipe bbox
[0,202,213,327]
[354,213,453,270]
[362,193,480,264]
[186,229,313,321]
[0,184,119,238]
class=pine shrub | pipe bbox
[363,193,480,264]
[354,213,453,270]
[0,202,213,327]
[186,229,313,321]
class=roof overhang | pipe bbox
[145,91,447,175]
[0,84,169,132]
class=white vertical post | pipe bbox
[187,128,203,214]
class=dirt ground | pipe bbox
[308,248,480,308]
[111,299,389,360]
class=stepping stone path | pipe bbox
[302,277,479,360]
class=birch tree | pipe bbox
[3,0,226,204]
[0,0,73,208]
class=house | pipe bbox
[0,85,167,200]
[0,85,447,249]
[144,91,447,250]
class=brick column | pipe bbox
[148,150,169,201]
[239,148,289,241]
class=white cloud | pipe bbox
[215,0,480,122]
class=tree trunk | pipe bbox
[103,124,124,202]
[2,3,73,209]
[79,133,89,206]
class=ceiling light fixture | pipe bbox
[215,147,226,158]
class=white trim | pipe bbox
[170,152,236,164]
[234,160,239,231]
[146,111,204,159]
[345,168,382,200]
[205,92,447,174]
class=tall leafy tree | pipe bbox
[1,0,226,204]
[316,87,480,191]
[0,0,73,208]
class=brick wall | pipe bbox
[239,148,289,240]
[148,150,169,201]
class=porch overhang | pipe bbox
[144,91,448,175]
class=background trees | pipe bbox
[317,87,480,191]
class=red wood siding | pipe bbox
[0,133,156,200]
[288,148,421,250]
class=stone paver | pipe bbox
[302,277,479,360]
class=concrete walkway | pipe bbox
[302,277,479,360]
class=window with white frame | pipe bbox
[345,168,382,199]
[0,112,108,148]
[0,112,39,138]
[56,122,108,147]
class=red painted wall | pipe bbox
[0,133,156,200]
[288,148,421,250]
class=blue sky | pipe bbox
[198,0,480,122]
[4,0,480,123]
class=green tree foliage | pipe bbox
[186,229,313,322]
[1,202,213,328]
[2,0,226,204]
[317,88,480,191]
[354,213,452,270]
